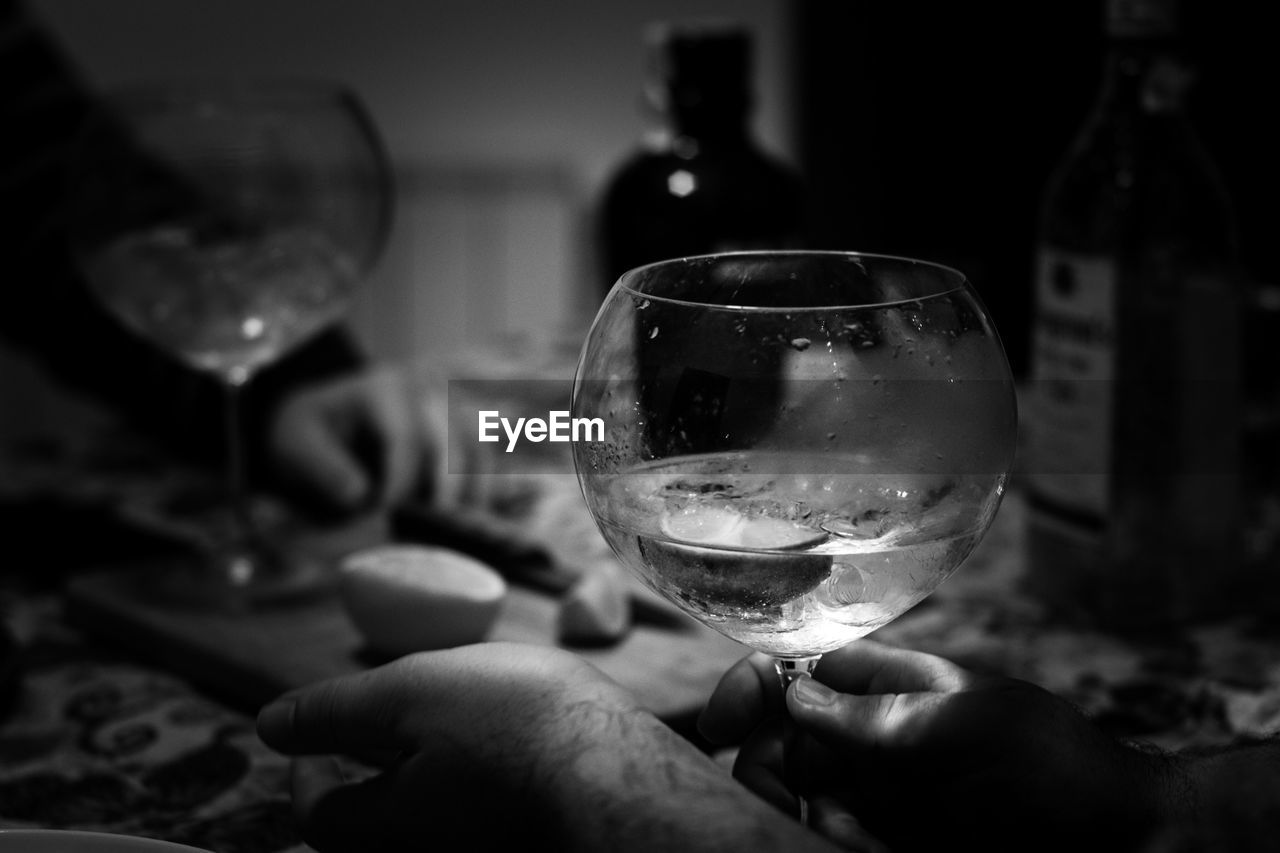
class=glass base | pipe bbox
[150,535,336,612]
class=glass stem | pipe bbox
[774,655,821,826]
[224,369,254,586]
[774,655,821,687]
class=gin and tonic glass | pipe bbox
[571,251,1017,813]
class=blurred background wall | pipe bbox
[28,0,796,366]
[14,0,1272,383]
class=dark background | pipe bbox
[792,0,1276,378]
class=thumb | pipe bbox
[257,668,413,756]
[787,676,927,752]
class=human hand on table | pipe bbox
[266,367,425,514]
[257,642,841,853]
[698,640,1185,853]
[267,365,494,516]
[266,364,635,643]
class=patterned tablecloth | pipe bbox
[0,416,323,852]
[0,595,304,853]
[2,415,1279,851]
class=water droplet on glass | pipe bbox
[790,337,811,351]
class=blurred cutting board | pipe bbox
[63,561,747,731]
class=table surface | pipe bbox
[3,399,1280,852]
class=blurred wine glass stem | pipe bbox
[223,365,255,586]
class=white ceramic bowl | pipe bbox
[0,830,211,852]
[339,544,507,656]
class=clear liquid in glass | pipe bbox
[84,223,358,381]
[592,451,1005,657]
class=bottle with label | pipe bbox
[597,20,806,296]
[1023,0,1244,631]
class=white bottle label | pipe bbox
[1027,248,1117,519]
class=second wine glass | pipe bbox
[71,79,393,602]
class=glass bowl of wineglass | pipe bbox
[67,79,393,603]
[571,250,1017,698]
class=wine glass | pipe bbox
[68,79,393,602]
[571,251,1017,813]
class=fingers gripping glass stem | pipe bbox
[775,655,821,825]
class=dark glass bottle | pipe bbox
[597,22,806,453]
[597,21,806,295]
[1023,0,1244,630]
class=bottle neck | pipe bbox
[1099,0,1188,115]
[664,102,752,149]
[644,24,756,152]
[1098,37,1189,117]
